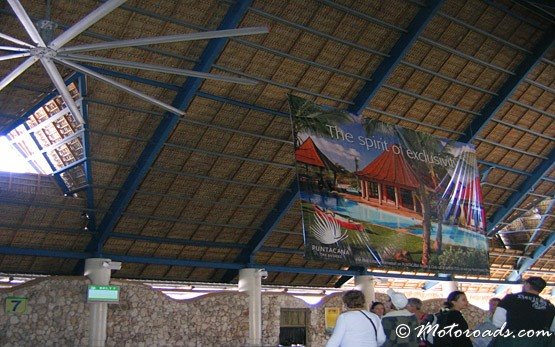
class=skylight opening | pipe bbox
[2,80,87,191]
[0,136,37,174]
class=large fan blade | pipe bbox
[58,26,269,54]
[59,53,257,85]
[7,0,46,47]
[0,33,34,48]
[40,58,86,125]
[55,58,185,116]
[0,52,30,62]
[49,0,127,50]
[0,56,38,92]
[0,46,30,52]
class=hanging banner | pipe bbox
[290,95,489,275]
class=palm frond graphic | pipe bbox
[311,212,348,244]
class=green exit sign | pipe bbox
[87,285,120,302]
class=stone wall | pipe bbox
[0,277,489,346]
[0,277,89,346]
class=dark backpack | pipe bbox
[423,311,448,346]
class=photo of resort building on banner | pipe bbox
[290,95,489,275]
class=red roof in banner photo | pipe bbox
[295,137,325,167]
[295,137,339,172]
[356,145,420,189]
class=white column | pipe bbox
[355,275,375,309]
[365,181,370,200]
[361,180,366,199]
[239,268,265,346]
[84,258,121,347]
[442,280,458,298]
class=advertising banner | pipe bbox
[290,95,489,275]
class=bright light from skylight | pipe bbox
[0,136,37,173]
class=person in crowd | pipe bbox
[433,290,473,347]
[488,297,500,319]
[407,298,430,323]
[371,301,386,319]
[490,276,555,347]
[406,298,431,347]
[381,289,419,347]
[326,290,386,347]
[472,297,501,347]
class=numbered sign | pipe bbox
[5,297,27,314]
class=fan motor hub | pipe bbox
[30,46,56,58]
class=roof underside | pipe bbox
[0,0,553,288]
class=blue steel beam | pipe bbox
[512,205,555,281]
[333,266,367,288]
[220,180,300,282]
[492,153,554,293]
[487,148,555,234]
[82,64,181,92]
[348,0,444,115]
[82,0,255,259]
[25,124,70,193]
[478,159,532,177]
[106,253,244,270]
[110,232,247,250]
[0,246,88,259]
[0,245,542,285]
[76,74,97,234]
[525,0,555,8]
[523,199,555,255]
[513,1,555,22]
[85,63,517,140]
[495,223,555,295]
[262,265,525,285]
[458,28,554,143]
[52,158,87,176]
[422,274,452,291]
[0,73,82,193]
[336,270,456,289]
[82,63,298,118]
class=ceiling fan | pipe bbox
[0,0,267,125]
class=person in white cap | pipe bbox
[381,288,419,347]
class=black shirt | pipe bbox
[433,310,473,347]
[498,292,555,331]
